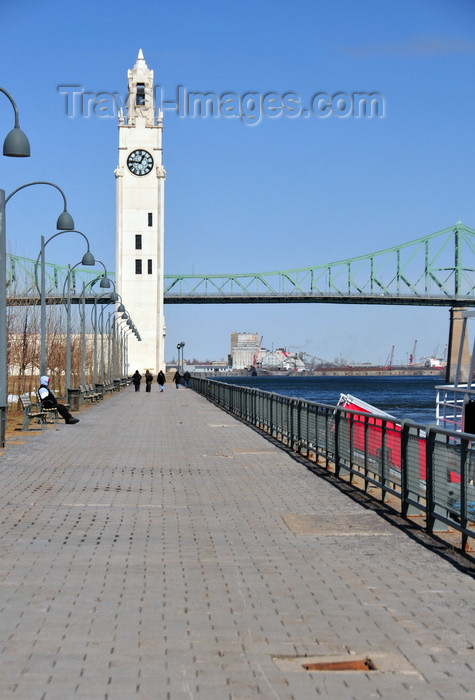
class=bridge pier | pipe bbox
[445,306,471,383]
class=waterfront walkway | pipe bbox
[0,385,474,699]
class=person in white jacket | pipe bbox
[38,376,79,424]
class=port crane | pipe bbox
[252,336,264,367]
[385,346,395,368]
[287,348,335,368]
[409,340,417,365]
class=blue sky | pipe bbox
[1,0,474,364]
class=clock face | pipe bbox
[127,149,154,176]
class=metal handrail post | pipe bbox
[425,427,436,534]
[81,282,87,386]
[93,297,98,384]
[65,264,72,395]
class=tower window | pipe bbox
[136,84,145,106]
[148,259,153,274]
[135,234,142,250]
[148,213,153,227]
[135,259,142,275]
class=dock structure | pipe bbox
[0,386,473,698]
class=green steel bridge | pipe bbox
[6,222,475,307]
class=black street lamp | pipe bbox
[0,87,31,447]
[177,341,185,373]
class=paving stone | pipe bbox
[0,385,474,698]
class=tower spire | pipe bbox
[127,50,155,126]
[134,48,147,68]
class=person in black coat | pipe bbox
[132,370,142,392]
[157,370,166,392]
[145,370,153,393]
[38,376,79,424]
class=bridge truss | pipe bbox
[6,223,475,307]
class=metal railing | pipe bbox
[191,377,475,551]
[436,384,475,433]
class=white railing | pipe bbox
[436,384,475,432]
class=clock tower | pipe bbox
[115,50,166,374]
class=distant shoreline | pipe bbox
[293,368,443,377]
[201,367,445,378]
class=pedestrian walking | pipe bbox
[145,370,153,392]
[173,370,181,389]
[183,370,191,388]
[157,370,166,392]
[132,370,142,392]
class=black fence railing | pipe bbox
[191,377,475,552]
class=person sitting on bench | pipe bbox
[38,376,79,425]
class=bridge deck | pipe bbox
[6,223,475,307]
[0,386,473,698]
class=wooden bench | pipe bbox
[87,383,103,401]
[79,385,94,404]
[79,384,101,404]
[34,392,61,423]
[19,394,49,430]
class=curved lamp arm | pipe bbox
[79,260,112,299]
[105,287,125,312]
[1,87,30,157]
[63,258,99,302]
[41,228,91,253]
[97,300,114,332]
[34,229,94,296]
[5,181,73,228]
[77,262,112,332]
[0,87,21,126]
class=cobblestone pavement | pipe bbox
[0,385,474,699]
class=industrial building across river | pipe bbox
[167,332,446,376]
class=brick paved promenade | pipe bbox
[0,384,474,699]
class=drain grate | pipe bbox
[302,657,376,672]
[273,651,421,676]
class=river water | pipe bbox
[216,375,444,426]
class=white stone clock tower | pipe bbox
[115,49,166,374]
